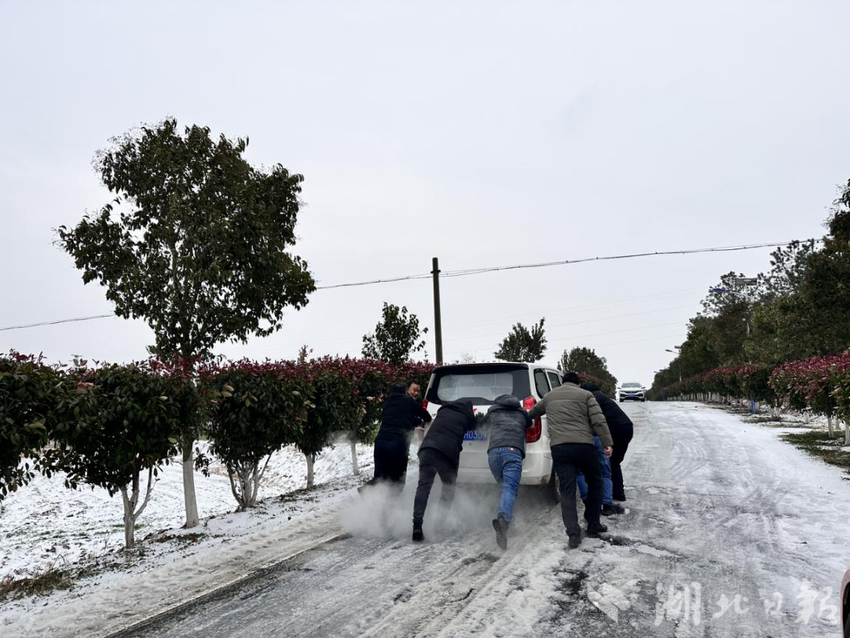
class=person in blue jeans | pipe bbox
[576,437,624,516]
[484,394,532,550]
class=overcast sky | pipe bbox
[2,1,849,385]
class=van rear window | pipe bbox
[426,364,531,405]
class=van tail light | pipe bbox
[422,399,428,410]
[523,396,542,443]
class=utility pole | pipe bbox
[432,257,443,365]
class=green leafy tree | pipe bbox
[744,295,819,365]
[362,303,428,365]
[57,118,315,527]
[494,318,547,363]
[43,363,188,549]
[757,239,818,301]
[295,366,361,488]
[800,179,850,355]
[0,353,58,500]
[558,347,617,394]
[205,362,311,510]
[677,316,721,375]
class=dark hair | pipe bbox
[563,371,581,385]
[405,379,421,390]
[581,382,600,392]
[389,383,406,394]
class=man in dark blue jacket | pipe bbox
[412,400,478,542]
[581,382,634,503]
[485,394,532,549]
[363,383,432,493]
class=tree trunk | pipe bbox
[845,420,849,446]
[828,414,834,437]
[119,467,155,550]
[305,453,315,488]
[227,469,246,511]
[804,410,810,425]
[350,439,360,476]
[120,487,137,549]
[182,437,200,528]
[229,456,273,510]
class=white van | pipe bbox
[422,362,562,494]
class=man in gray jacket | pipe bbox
[528,371,613,549]
[485,394,532,550]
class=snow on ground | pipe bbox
[0,435,372,580]
[3,403,850,638]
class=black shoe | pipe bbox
[492,517,509,550]
[412,526,424,542]
[586,523,608,538]
[601,503,625,516]
[568,534,581,549]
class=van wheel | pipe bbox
[546,469,561,505]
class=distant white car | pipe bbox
[619,382,646,402]
[422,362,563,498]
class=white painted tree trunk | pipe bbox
[845,420,850,446]
[804,410,810,425]
[350,440,360,476]
[119,467,155,549]
[828,414,834,437]
[306,453,315,488]
[228,456,273,510]
[182,439,199,528]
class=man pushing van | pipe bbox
[411,399,478,542]
[528,371,613,549]
[483,394,532,550]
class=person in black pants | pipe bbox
[528,372,613,549]
[581,382,634,503]
[550,443,606,544]
[411,400,478,542]
[363,383,432,493]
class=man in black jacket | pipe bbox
[581,382,634,503]
[411,400,478,542]
[363,383,432,493]
[485,394,532,550]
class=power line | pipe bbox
[0,313,116,332]
[314,240,807,288]
[0,239,807,333]
[436,241,808,278]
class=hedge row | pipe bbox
[654,352,850,425]
[1,353,434,548]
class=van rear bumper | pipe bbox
[456,448,553,486]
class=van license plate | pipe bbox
[463,430,487,441]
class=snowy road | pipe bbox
[17,403,850,637]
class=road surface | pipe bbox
[102,403,850,637]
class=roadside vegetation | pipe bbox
[649,179,850,444]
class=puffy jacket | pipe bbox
[485,395,532,457]
[375,389,432,446]
[419,400,478,466]
[527,381,613,447]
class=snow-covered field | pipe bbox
[2,403,850,638]
[1,435,373,581]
